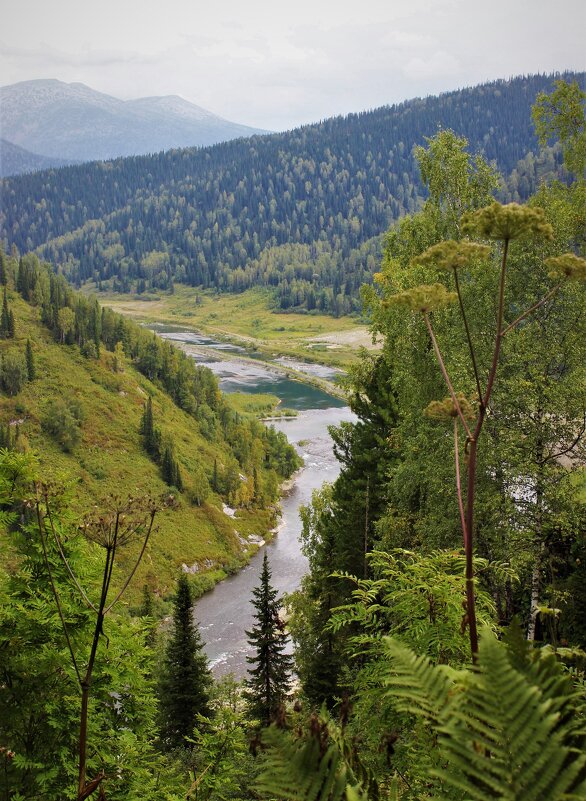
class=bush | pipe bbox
[42,398,85,452]
[1,350,28,395]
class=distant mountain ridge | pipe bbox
[0,79,269,166]
[0,138,77,177]
[1,72,582,314]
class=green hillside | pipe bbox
[0,251,301,601]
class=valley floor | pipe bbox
[85,285,381,369]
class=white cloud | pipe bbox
[1,0,584,130]
[403,52,461,80]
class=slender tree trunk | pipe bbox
[527,550,543,641]
[528,435,545,641]
[464,438,479,659]
[364,477,369,579]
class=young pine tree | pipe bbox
[245,552,292,727]
[0,287,13,338]
[25,339,35,381]
[140,396,160,458]
[158,573,212,750]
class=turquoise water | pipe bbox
[152,327,346,410]
[218,374,346,410]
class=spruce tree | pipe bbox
[212,457,219,493]
[0,249,6,286]
[140,584,157,648]
[161,442,182,490]
[140,396,159,458]
[25,339,35,381]
[0,288,12,338]
[158,573,212,749]
[245,552,292,726]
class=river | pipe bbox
[156,327,355,677]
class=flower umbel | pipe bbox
[461,202,554,241]
[412,240,491,271]
[545,253,586,282]
[386,283,457,313]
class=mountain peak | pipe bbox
[0,79,268,165]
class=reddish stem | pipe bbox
[423,314,473,440]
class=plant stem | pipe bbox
[105,510,156,613]
[453,269,483,403]
[501,284,560,336]
[45,499,97,612]
[77,548,112,800]
[463,237,510,661]
[423,314,473,440]
[35,498,82,686]
[453,419,468,550]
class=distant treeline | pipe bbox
[1,73,579,314]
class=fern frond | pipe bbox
[255,712,374,801]
[381,636,459,726]
[434,633,586,800]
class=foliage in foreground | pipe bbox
[257,631,586,800]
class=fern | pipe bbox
[255,710,376,801]
[383,632,586,801]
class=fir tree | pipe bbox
[245,552,292,726]
[161,442,182,490]
[140,396,160,458]
[0,249,6,286]
[140,584,157,648]
[212,457,219,493]
[158,573,212,749]
[0,288,12,338]
[25,339,35,381]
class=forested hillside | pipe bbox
[1,73,580,314]
[0,77,585,801]
[0,249,300,597]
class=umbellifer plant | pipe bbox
[388,201,585,660]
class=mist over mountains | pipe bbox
[0,79,269,173]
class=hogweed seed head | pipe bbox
[461,202,554,242]
[386,283,457,313]
[425,393,476,423]
[545,253,586,282]
[413,240,491,271]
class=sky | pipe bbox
[1,0,585,132]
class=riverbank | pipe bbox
[90,284,380,369]
[195,405,357,676]
[158,333,348,401]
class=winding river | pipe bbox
[156,328,355,677]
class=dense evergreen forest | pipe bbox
[1,73,581,314]
[0,78,585,800]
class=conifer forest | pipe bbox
[0,65,585,801]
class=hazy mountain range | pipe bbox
[4,72,579,314]
[0,79,269,174]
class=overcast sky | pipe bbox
[1,0,585,131]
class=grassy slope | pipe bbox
[0,290,278,603]
[88,285,379,368]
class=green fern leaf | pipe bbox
[255,712,373,801]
